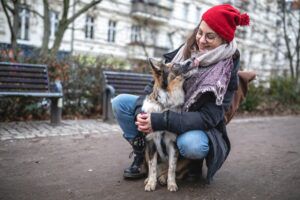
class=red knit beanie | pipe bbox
[202,4,250,42]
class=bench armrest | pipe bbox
[105,84,115,97]
[50,80,63,94]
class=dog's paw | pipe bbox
[167,182,178,192]
[158,174,167,186]
[144,180,157,192]
[144,178,148,185]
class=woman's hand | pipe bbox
[135,112,153,134]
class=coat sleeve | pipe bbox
[151,93,225,134]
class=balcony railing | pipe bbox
[131,1,172,23]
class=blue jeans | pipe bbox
[111,94,209,159]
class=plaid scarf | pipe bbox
[171,40,237,111]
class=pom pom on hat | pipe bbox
[239,13,250,26]
[202,4,250,42]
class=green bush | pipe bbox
[268,76,300,105]
[0,97,49,121]
[240,83,265,112]
[239,76,300,115]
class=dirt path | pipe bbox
[1,116,300,200]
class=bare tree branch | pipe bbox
[40,0,50,58]
[67,0,102,26]
[2,0,14,13]
[27,7,43,18]
[49,0,102,59]
[1,0,14,35]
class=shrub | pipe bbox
[268,76,300,105]
[240,83,265,112]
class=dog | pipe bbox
[141,58,188,192]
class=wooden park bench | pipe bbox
[102,70,152,121]
[0,62,63,125]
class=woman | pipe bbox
[112,4,250,182]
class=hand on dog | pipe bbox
[136,113,153,134]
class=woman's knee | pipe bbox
[111,94,126,113]
[111,94,137,116]
[176,130,209,159]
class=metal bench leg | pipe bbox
[50,97,63,125]
[107,96,115,122]
[103,90,115,122]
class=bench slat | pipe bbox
[0,77,48,84]
[0,83,49,90]
[109,84,146,90]
[114,89,148,95]
[0,62,47,68]
[104,74,152,80]
[0,91,62,97]
[105,76,152,82]
[0,71,48,79]
[104,71,152,77]
[0,66,47,73]
[106,79,150,85]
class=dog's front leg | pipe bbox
[167,143,179,192]
[145,146,158,191]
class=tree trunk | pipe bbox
[49,22,68,59]
[40,0,50,59]
[1,0,20,60]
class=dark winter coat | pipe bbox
[134,46,240,183]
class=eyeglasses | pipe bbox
[196,29,219,43]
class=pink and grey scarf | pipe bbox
[171,40,237,111]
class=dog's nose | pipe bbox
[171,59,194,76]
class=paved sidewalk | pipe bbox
[0,116,295,141]
[1,116,300,200]
[0,119,121,141]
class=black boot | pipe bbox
[186,159,203,182]
[123,134,146,179]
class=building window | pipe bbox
[264,30,268,40]
[131,25,141,42]
[248,51,253,64]
[18,6,30,40]
[261,53,266,65]
[183,3,189,20]
[266,5,270,20]
[85,15,94,39]
[107,20,117,43]
[50,11,59,38]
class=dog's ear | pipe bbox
[148,58,162,74]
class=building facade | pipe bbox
[0,0,293,83]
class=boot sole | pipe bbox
[123,172,146,179]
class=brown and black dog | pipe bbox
[141,58,190,192]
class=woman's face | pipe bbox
[196,21,224,52]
